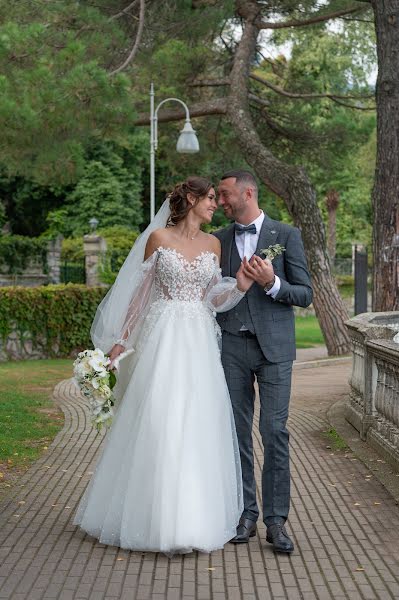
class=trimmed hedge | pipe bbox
[0,284,108,359]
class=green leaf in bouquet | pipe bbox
[109,370,117,390]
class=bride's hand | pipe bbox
[108,344,125,369]
[236,258,255,292]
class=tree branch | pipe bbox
[252,106,316,142]
[109,0,145,76]
[250,73,375,105]
[189,78,230,87]
[249,93,270,108]
[257,5,366,30]
[134,98,227,125]
[328,97,375,110]
[109,0,139,21]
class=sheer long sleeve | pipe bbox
[203,264,246,313]
[91,251,158,354]
[113,252,158,349]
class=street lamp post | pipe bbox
[150,82,200,221]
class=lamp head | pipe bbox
[89,217,99,232]
[176,120,200,154]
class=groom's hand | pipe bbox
[243,255,275,288]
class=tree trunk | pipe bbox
[228,11,350,355]
[371,0,399,311]
[326,189,339,264]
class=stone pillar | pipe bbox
[83,235,107,287]
[47,235,63,284]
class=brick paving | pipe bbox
[1,360,399,600]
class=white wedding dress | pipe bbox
[73,246,244,554]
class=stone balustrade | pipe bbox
[346,312,399,471]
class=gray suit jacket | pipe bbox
[213,215,313,363]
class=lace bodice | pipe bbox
[112,246,246,350]
[155,247,217,302]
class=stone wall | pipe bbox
[0,236,63,287]
[346,312,399,472]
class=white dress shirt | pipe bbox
[235,211,281,299]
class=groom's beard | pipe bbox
[223,197,247,222]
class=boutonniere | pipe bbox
[260,244,285,261]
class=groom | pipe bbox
[214,170,313,553]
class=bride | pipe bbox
[73,176,254,554]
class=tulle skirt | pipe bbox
[73,300,243,554]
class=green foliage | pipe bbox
[97,225,140,284]
[0,235,48,274]
[61,237,84,263]
[46,136,147,236]
[61,225,139,283]
[0,284,107,358]
[65,160,137,234]
[250,21,376,255]
[97,225,139,251]
[0,0,377,256]
[336,275,354,287]
[0,201,6,228]
[0,0,135,183]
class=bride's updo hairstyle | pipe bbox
[167,176,214,226]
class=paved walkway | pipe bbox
[1,356,399,600]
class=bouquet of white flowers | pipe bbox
[73,348,117,431]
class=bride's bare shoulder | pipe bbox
[144,228,171,259]
[202,232,221,261]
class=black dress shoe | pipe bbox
[230,518,257,544]
[266,523,294,553]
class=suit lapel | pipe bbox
[255,214,279,257]
[221,224,235,277]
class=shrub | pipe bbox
[335,275,354,287]
[0,284,107,359]
[61,237,85,262]
[0,235,48,274]
[61,225,139,271]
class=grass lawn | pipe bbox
[295,315,325,348]
[0,358,72,496]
